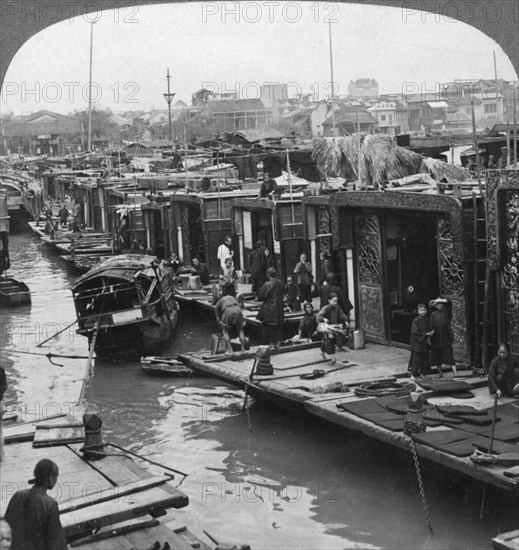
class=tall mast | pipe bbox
[328,21,336,137]
[163,68,175,142]
[87,21,95,151]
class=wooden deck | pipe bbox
[0,418,212,549]
[179,343,519,494]
[494,530,519,550]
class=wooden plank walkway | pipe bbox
[180,342,519,494]
[0,435,208,549]
[493,529,519,550]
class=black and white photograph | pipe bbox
[0,1,518,548]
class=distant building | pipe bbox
[348,79,379,99]
[202,99,273,133]
[321,110,377,136]
[367,100,409,135]
[405,94,449,133]
[2,109,83,155]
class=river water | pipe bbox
[1,231,517,550]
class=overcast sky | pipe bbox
[1,2,517,115]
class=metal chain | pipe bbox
[243,380,253,433]
[410,438,433,534]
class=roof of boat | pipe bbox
[72,254,158,288]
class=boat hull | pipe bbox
[0,276,31,307]
[92,310,178,361]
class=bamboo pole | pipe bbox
[514,88,518,166]
[506,121,511,168]
[471,101,483,196]
[36,320,77,348]
[77,320,100,406]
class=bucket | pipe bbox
[188,275,202,290]
[352,330,365,350]
[179,274,191,290]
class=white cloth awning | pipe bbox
[427,101,449,109]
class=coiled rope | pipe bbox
[354,381,415,397]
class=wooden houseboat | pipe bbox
[326,183,487,364]
[231,190,307,280]
[72,255,178,361]
[170,188,256,275]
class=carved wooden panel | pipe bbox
[181,205,191,266]
[438,218,464,296]
[450,297,468,361]
[359,284,384,338]
[356,214,381,284]
[502,190,519,356]
[437,217,467,360]
[318,206,331,255]
[486,169,519,269]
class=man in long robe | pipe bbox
[257,267,284,349]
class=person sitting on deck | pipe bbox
[317,293,349,364]
[284,276,301,311]
[5,459,67,550]
[191,256,210,285]
[166,252,184,276]
[488,343,519,396]
[257,172,279,200]
[215,295,245,355]
[293,302,318,341]
[219,257,238,297]
[200,177,215,193]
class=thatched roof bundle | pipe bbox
[312,135,470,187]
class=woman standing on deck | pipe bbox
[408,303,434,379]
[429,297,458,378]
[294,252,313,303]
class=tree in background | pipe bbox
[73,107,121,148]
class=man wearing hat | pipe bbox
[429,297,458,378]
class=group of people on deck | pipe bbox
[409,297,519,396]
[43,197,82,238]
[214,242,353,363]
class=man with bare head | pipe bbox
[5,459,67,550]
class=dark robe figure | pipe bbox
[257,268,285,348]
[488,344,519,396]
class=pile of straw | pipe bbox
[312,137,360,181]
[313,134,471,187]
[420,157,470,182]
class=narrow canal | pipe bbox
[1,230,516,550]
